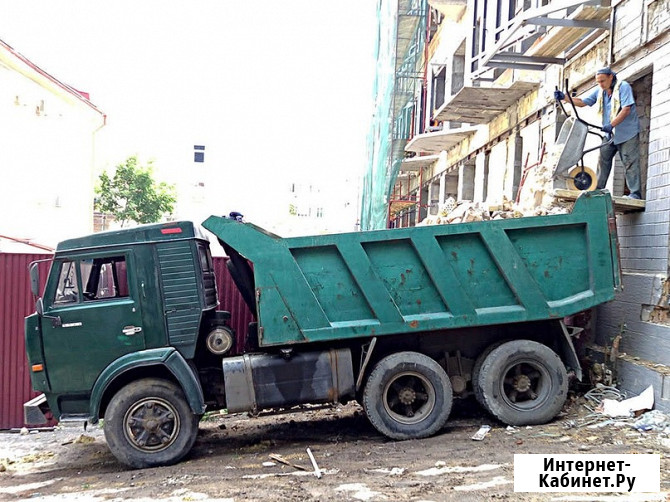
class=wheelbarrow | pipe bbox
[552,80,613,191]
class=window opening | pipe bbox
[432,67,446,113]
[82,256,129,301]
[198,244,214,273]
[53,261,79,305]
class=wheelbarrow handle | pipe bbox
[582,134,614,158]
[555,85,569,116]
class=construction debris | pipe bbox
[418,143,576,226]
[599,385,655,418]
[583,384,626,413]
[306,447,322,479]
[471,425,491,441]
[268,453,307,471]
[633,410,670,432]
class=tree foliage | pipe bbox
[95,156,176,227]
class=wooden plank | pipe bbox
[527,5,612,58]
[554,189,645,213]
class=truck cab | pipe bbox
[25,221,226,466]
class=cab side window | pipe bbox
[53,261,80,305]
[197,244,214,273]
[82,256,129,301]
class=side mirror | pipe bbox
[29,262,40,297]
[35,298,61,327]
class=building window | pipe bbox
[194,145,205,163]
[432,67,446,112]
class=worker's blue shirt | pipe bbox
[582,80,640,145]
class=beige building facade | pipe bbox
[0,39,106,252]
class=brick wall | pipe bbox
[615,39,670,274]
[612,0,644,62]
[594,0,670,410]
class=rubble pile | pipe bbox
[418,144,575,226]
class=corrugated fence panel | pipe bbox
[1,253,253,429]
[0,253,51,429]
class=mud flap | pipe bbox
[558,320,583,381]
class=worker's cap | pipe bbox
[596,67,616,76]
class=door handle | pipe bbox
[122,326,142,336]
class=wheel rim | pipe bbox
[499,359,551,411]
[123,397,181,453]
[573,171,593,191]
[382,371,436,425]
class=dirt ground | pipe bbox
[1,395,668,502]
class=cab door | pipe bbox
[41,253,145,395]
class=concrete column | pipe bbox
[458,160,476,201]
[438,173,446,205]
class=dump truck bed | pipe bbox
[202,190,620,347]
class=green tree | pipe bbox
[95,156,176,227]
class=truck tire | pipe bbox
[104,378,199,469]
[363,351,452,440]
[477,340,568,426]
[471,341,504,413]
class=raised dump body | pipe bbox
[202,190,620,347]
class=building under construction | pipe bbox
[364,0,670,410]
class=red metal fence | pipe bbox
[213,257,256,354]
[0,253,51,429]
[0,253,253,429]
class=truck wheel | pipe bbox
[363,351,452,440]
[477,340,568,426]
[472,341,504,413]
[104,378,199,469]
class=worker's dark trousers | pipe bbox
[597,134,642,198]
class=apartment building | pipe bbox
[365,0,670,410]
[0,39,106,251]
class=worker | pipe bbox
[554,67,642,199]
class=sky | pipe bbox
[0,1,377,230]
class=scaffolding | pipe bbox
[361,0,428,230]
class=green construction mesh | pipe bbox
[361,0,427,230]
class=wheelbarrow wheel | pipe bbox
[567,166,597,191]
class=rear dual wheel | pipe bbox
[472,341,504,413]
[363,351,453,440]
[475,340,568,425]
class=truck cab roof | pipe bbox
[56,221,208,253]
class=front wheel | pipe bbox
[477,340,568,426]
[363,351,452,440]
[104,378,199,469]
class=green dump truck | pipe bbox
[24,190,621,468]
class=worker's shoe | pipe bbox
[623,193,642,200]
